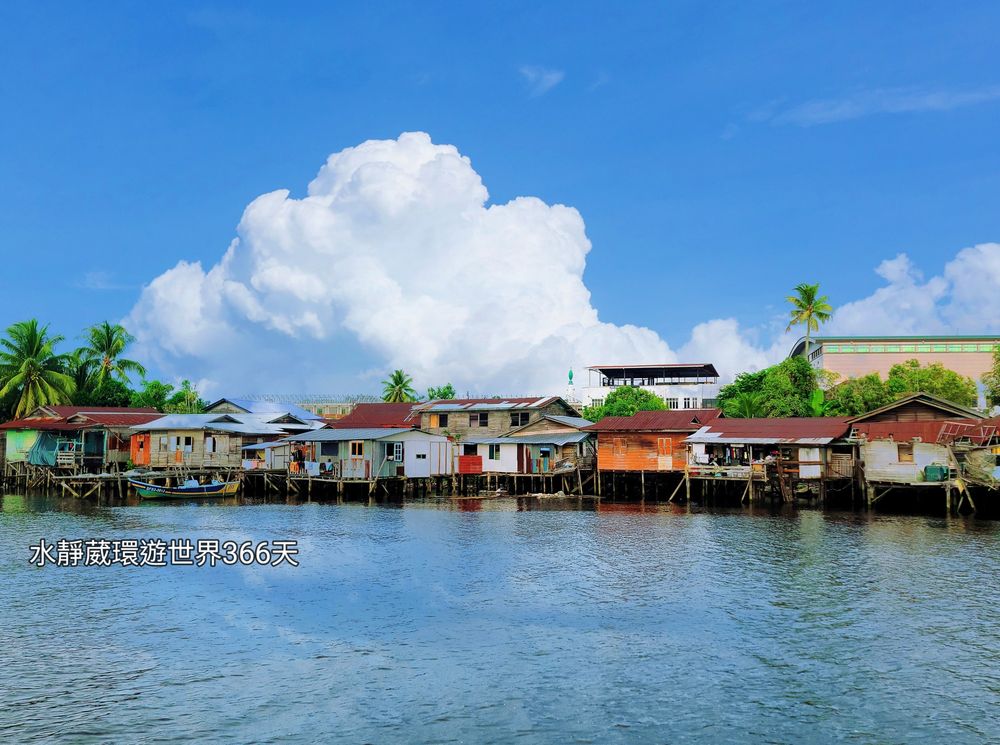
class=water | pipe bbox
[2,493,999,744]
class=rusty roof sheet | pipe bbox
[584,409,721,432]
[852,419,977,442]
[0,410,163,431]
[686,417,852,445]
[327,403,418,429]
[415,396,558,412]
[47,405,159,416]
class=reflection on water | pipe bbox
[2,492,999,743]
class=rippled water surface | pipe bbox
[2,493,999,744]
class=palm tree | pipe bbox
[0,320,76,418]
[77,321,146,386]
[65,349,96,396]
[724,391,766,418]
[382,369,417,402]
[786,283,833,355]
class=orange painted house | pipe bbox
[585,409,720,472]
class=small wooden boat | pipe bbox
[129,478,240,499]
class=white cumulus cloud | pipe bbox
[127,132,674,395]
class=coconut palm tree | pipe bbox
[786,282,833,354]
[0,320,76,418]
[724,391,766,418]
[77,321,146,386]
[381,369,417,403]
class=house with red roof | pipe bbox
[584,409,720,473]
[325,402,418,430]
[0,405,161,471]
[847,392,984,489]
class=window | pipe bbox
[916,344,931,352]
[416,453,427,460]
[463,443,478,456]
[429,413,449,428]
[870,345,884,353]
[591,398,604,408]
[886,345,900,352]
[488,443,502,460]
[962,344,977,352]
[664,398,679,409]
[385,442,403,461]
[350,441,364,457]
[657,437,672,457]
[826,345,840,353]
[946,344,960,352]
[855,345,869,353]
[902,344,916,352]
[980,344,995,352]
[159,436,168,451]
[138,439,145,452]
[205,436,216,454]
[169,436,179,451]
[469,412,489,427]
[612,437,626,456]
[897,443,914,463]
[841,345,855,353]
[183,436,193,453]
[320,442,339,457]
[683,397,697,409]
[510,412,530,427]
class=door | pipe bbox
[656,437,673,471]
[538,447,552,473]
[405,439,431,477]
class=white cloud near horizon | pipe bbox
[126,132,1000,397]
[758,85,1000,126]
[519,65,565,96]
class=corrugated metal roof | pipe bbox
[852,420,977,442]
[46,405,159,416]
[241,441,291,450]
[327,402,418,429]
[205,397,323,420]
[0,409,162,431]
[466,433,590,446]
[585,409,720,432]
[130,414,295,435]
[686,417,852,445]
[846,392,983,423]
[543,415,593,429]
[415,396,556,412]
[285,428,413,442]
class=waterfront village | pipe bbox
[3,318,1000,516]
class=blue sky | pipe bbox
[2,2,998,393]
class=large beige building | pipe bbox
[790,335,1000,383]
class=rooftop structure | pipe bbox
[579,363,720,410]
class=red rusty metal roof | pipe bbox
[0,408,162,431]
[687,417,853,443]
[47,405,159,416]
[852,419,978,442]
[327,403,418,429]
[585,409,721,432]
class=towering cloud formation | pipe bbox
[127,132,673,394]
[126,132,1000,396]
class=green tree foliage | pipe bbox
[885,360,978,408]
[0,320,76,418]
[823,373,893,416]
[427,383,456,401]
[74,378,133,407]
[724,391,766,418]
[165,379,207,413]
[130,379,176,411]
[786,282,833,349]
[717,357,817,418]
[983,347,1000,409]
[382,369,418,403]
[77,321,146,386]
[582,386,667,422]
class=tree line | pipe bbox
[0,319,206,420]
